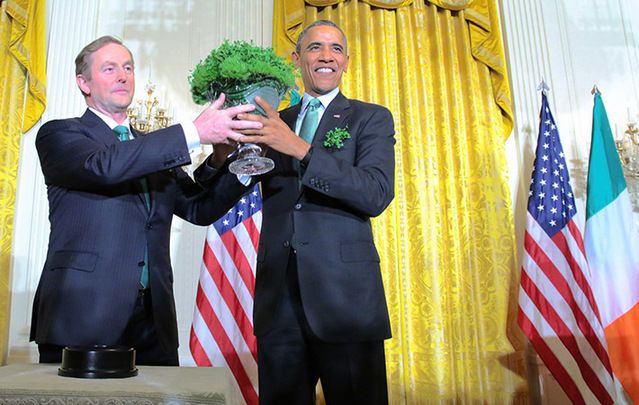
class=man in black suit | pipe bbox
[30,35,262,366]
[240,20,395,405]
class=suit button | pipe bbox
[294,203,302,210]
[283,241,290,248]
[146,223,152,230]
[138,261,145,267]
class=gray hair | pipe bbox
[295,19,348,54]
[75,35,134,79]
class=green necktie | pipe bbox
[114,125,149,289]
[299,98,321,143]
[113,124,130,142]
[297,99,321,186]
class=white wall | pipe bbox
[500,0,639,402]
[8,0,273,365]
[502,0,639,243]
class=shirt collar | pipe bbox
[301,87,339,111]
[89,107,131,131]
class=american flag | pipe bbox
[517,93,616,404]
[190,184,261,405]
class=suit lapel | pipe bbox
[131,128,153,215]
[81,110,151,216]
[280,94,353,198]
[81,109,119,145]
[279,104,302,172]
[314,93,351,148]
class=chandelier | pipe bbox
[127,81,172,133]
[616,119,639,214]
[616,121,639,177]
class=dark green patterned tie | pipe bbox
[114,125,149,288]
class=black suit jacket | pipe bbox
[254,92,395,342]
[30,109,249,351]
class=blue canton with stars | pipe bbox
[212,184,262,235]
[527,93,577,237]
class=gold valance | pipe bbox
[285,0,478,45]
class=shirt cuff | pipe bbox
[180,121,201,151]
[238,175,251,185]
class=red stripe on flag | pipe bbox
[189,324,212,367]
[243,217,260,251]
[194,283,258,405]
[520,269,614,404]
[526,230,612,373]
[220,231,256,296]
[518,307,586,405]
[203,241,257,357]
[566,220,603,322]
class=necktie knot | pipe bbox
[113,125,130,141]
[307,98,321,111]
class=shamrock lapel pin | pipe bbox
[323,126,351,149]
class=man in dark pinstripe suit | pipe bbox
[240,20,395,404]
[30,35,260,365]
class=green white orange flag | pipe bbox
[585,91,639,402]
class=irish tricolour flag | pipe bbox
[585,91,639,402]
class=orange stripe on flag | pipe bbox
[605,302,639,401]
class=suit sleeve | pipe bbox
[172,156,251,225]
[301,105,395,217]
[36,119,191,190]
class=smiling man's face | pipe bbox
[293,25,349,97]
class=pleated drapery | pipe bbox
[273,0,527,402]
[0,0,46,365]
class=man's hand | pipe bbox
[194,93,263,145]
[209,142,238,168]
[238,96,310,160]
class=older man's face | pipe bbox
[76,43,135,120]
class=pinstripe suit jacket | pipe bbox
[29,109,249,352]
[253,92,396,342]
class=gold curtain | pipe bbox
[273,0,527,402]
[0,0,47,365]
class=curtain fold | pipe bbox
[273,0,526,402]
[0,0,46,365]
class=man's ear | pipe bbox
[76,74,90,96]
[291,52,300,68]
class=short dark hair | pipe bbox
[75,35,134,79]
[295,19,348,54]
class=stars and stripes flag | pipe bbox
[190,184,262,405]
[517,92,616,404]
